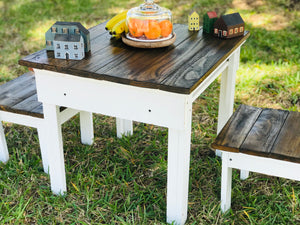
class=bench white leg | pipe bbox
[240,170,250,180]
[37,126,50,174]
[0,122,9,163]
[116,118,133,138]
[43,103,67,195]
[221,152,233,213]
[79,111,94,145]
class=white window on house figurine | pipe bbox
[240,26,244,32]
[56,44,60,49]
[57,52,61,57]
[223,31,227,36]
[75,28,80,34]
[46,40,52,46]
[51,27,57,33]
[75,53,78,58]
[65,45,68,50]
[63,28,68,34]
[74,44,78,50]
[214,28,218,34]
[229,29,233,35]
[234,28,238,33]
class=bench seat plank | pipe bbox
[0,72,43,117]
[212,104,262,152]
[11,93,43,118]
[212,104,300,163]
[240,108,289,156]
[271,111,300,162]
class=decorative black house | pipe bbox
[213,13,244,39]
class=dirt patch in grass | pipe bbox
[232,0,299,31]
[232,0,265,10]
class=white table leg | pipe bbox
[166,102,192,225]
[43,103,67,195]
[79,111,94,145]
[167,127,192,225]
[116,118,133,138]
[217,48,249,179]
[216,47,240,157]
[37,126,50,174]
[221,152,233,213]
[0,121,9,163]
[240,170,250,180]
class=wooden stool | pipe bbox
[212,104,300,212]
[0,72,94,173]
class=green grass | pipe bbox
[0,0,300,224]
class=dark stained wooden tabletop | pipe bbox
[19,22,250,94]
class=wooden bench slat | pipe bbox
[240,108,289,156]
[212,104,300,163]
[0,72,37,109]
[30,104,44,116]
[271,111,300,163]
[0,72,33,92]
[0,84,37,110]
[0,72,44,118]
[11,93,43,117]
[211,104,262,152]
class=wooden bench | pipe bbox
[212,104,300,212]
[0,71,94,173]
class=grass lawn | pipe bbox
[0,0,299,224]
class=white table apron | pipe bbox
[34,46,242,225]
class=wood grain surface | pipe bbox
[212,104,300,163]
[19,22,250,94]
[0,72,44,118]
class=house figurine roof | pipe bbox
[189,10,199,16]
[221,12,244,26]
[53,21,90,35]
[206,11,218,19]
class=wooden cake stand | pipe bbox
[122,33,176,48]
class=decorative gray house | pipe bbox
[45,22,90,60]
[53,34,85,60]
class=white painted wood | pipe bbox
[216,47,240,157]
[37,126,50,173]
[43,103,67,195]
[227,152,300,181]
[34,69,187,130]
[116,118,133,138]
[240,170,250,180]
[191,58,229,102]
[0,111,43,128]
[0,108,90,174]
[221,152,232,213]
[166,98,192,225]
[32,40,247,221]
[0,121,9,163]
[79,111,94,145]
[58,108,80,125]
[221,151,300,212]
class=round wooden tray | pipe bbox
[122,33,176,48]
